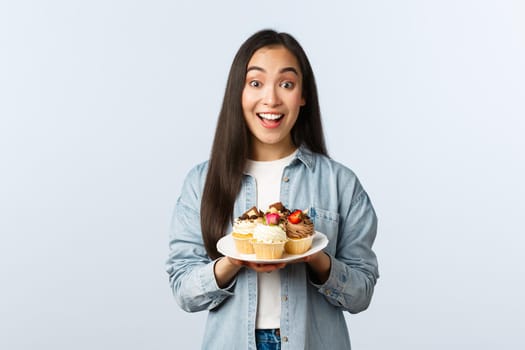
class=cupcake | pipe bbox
[232,206,263,254]
[251,213,288,259]
[284,209,315,254]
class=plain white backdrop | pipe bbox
[1,1,524,349]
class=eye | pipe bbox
[280,81,295,89]
[248,80,261,87]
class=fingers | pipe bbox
[243,261,286,272]
[228,255,317,272]
[226,257,246,267]
[287,255,313,264]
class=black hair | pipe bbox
[201,29,328,259]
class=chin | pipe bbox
[256,136,285,146]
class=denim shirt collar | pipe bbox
[294,144,316,170]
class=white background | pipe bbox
[1,1,524,349]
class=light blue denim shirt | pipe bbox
[166,146,379,349]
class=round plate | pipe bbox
[217,231,329,263]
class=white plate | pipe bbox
[217,231,329,263]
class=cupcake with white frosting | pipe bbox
[231,206,263,254]
[251,213,288,259]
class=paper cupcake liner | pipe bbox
[232,235,254,254]
[285,235,314,254]
[251,241,285,259]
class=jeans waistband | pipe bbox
[255,328,281,342]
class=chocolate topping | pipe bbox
[239,206,264,220]
[268,202,285,212]
[285,216,314,239]
[267,202,291,218]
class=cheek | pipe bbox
[291,96,304,111]
[241,90,248,108]
[290,90,304,104]
[241,91,256,110]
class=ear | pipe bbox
[300,97,306,106]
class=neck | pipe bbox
[249,139,297,161]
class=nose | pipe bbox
[263,85,281,106]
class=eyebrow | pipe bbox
[246,66,300,76]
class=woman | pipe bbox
[166,29,379,349]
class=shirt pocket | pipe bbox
[308,207,339,255]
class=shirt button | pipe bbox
[283,176,289,182]
[281,336,288,342]
[282,295,288,301]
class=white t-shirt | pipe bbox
[245,150,297,330]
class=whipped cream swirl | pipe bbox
[253,223,287,243]
[233,219,257,235]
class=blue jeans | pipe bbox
[255,329,281,350]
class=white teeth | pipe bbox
[258,113,283,120]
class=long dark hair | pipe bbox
[201,29,328,259]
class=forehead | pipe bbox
[247,45,302,75]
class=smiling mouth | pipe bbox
[257,113,284,122]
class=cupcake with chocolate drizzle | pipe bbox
[231,206,263,254]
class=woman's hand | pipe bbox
[215,251,330,287]
[214,257,286,287]
[229,257,286,273]
[238,250,331,282]
[214,257,243,288]
[291,251,331,284]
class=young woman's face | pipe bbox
[242,45,305,160]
